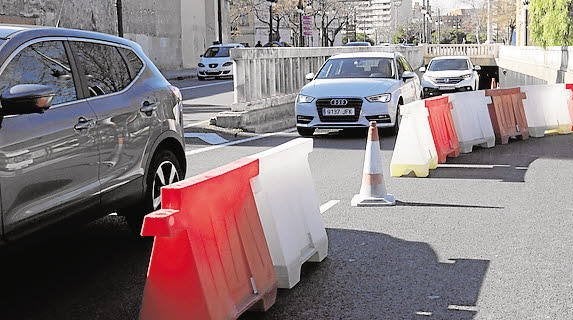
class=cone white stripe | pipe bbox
[363,140,383,174]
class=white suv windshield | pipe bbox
[316,57,395,79]
[428,59,469,71]
[203,46,233,58]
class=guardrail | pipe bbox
[230,46,424,111]
[424,44,500,58]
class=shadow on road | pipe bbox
[0,216,150,320]
[428,134,573,182]
[243,228,489,320]
[396,200,503,210]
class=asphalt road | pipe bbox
[0,82,572,319]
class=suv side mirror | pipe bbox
[402,71,416,81]
[305,73,315,81]
[0,84,55,116]
[474,65,481,71]
[418,66,426,73]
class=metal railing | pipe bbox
[424,44,500,58]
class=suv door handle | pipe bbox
[140,101,158,116]
[74,117,95,131]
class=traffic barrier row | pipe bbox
[391,83,573,177]
[140,138,328,319]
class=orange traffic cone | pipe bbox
[490,78,498,89]
[351,122,396,207]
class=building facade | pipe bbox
[0,0,224,70]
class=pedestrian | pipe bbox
[255,41,262,47]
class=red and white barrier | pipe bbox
[390,100,438,177]
[521,84,572,137]
[447,91,496,153]
[140,158,277,320]
[248,138,328,289]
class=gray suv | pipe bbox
[0,26,187,241]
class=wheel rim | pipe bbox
[152,161,180,210]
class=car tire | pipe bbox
[297,127,315,137]
[125,149,183,235]
[198,76,206,81]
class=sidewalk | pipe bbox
[161,68,197,81]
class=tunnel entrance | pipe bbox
[477,66,499,90]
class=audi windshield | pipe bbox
[428,59,470,71]
[316,58,396,79]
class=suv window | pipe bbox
[118,47,144,79]
[0,41,77,105]
[70,41,131,97]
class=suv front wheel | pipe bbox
[125,149,183,234]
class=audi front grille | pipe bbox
[316,98,363,122]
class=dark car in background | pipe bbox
[0,25,187,242]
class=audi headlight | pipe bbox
[461,73,473,79]
[365,93,391,103]
[222,62,233,67]
[297,94,315,103]
[198,63,205,67]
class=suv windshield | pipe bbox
[316,57,395,79]
[203,46,233,58]
[428,59,469,71]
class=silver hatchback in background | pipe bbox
[0,25,187,241]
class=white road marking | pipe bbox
[179,81,233,91]
[184,120,210,128]
[447,305,478,312]
[184,132,228,145]
[185,128,297,156]
[415,311,433,316]
[437,164,511,169]
[320,200,340,214]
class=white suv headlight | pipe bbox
[461,73,473,79]
[297,94,315,103]
[365,93,391,103]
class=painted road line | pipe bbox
[448,305,478,312]
[185,128,297,156]
[179,81,233,91]
[437,164,511,169]
[320,200,340,214]
[184,132,229,145]
[184,120,210,128]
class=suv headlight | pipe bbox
[222,62,233,67]
[461,73,473,79]
[365,93,391,103]
[297,94,315,103]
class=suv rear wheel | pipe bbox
[125,149,183,234]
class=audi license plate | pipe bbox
[323,108,355,116]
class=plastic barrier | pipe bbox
[140,158,277,320]
[424,96,461,163]
[520,84,572,137]
[248,138,328,289]
[485,88,529,144]
[447,91,495,153]
[390,100,438,177]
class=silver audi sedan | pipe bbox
[295,52,421,136]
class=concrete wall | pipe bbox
[0,0,117,33]
[123,0,183,70]
[0,0,220,71]
[497,46,573,87]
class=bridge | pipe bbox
[215,44,573,133]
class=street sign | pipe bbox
[302,15,313,36]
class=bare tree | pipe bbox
[310,0,349,46]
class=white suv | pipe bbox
[420,56,480,98]
[197,43,243,80]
